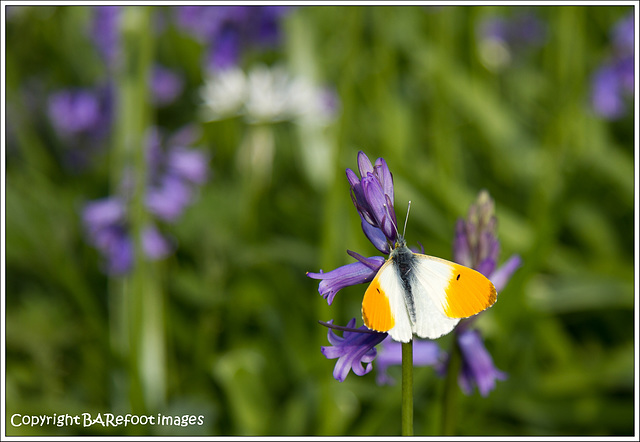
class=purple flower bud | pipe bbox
[347,151,397,245]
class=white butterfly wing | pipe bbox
[362,260,413,343]
[411,254,497,339]
[409,256,461,339]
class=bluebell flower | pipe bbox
[145,126,209,222]
[590,11,634,119]
[82,126,209,275]
[445,190,521,395]
[307,151,396,305]
[321,319,388,382]
[308,151,400,381]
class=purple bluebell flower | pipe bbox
[375,337,445,385]
[310,152,402,381]
[145,126,209,222]
[457,329,508,397]
[445,190,521,395]
[307,152,397,306]
[82,126,209,275]
[591,11,634,119]
[321,319,388,382]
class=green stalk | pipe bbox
[401,340,414,436]
[441,335,462,435]
[110,6,164,416]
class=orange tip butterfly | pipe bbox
[362,202,497,342]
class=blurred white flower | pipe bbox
[200,67,247,121]
[244,64,295,123]
[200,63,338,125]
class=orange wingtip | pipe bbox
[362,279,395,332]
[443,265,497,318]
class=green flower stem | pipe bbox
[441,335,462,435]
[401,339,414,436]
[109,6,163,415]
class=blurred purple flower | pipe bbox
[146,174,193,222]
[175,6,293,72]
[82,197,132,275]
[142,224,173,259]
[48,89,102,137]
[46,83,114,170]
[612,12,634,54]
[321,319,387,382]
[91,6,122,66]
[82,126,209,275]
[591,11,634,119]
[151,65,184,106]
[477,12,547,71]
[479,12,546,48]
[145,126,209,221]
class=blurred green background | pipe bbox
[4,5,635,436]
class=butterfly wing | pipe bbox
[411,254,497,339]
[362,259,413,343]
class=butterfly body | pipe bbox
[362,236,497,343]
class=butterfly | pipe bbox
[361,203,497,342]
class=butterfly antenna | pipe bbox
[403,201,412,238]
